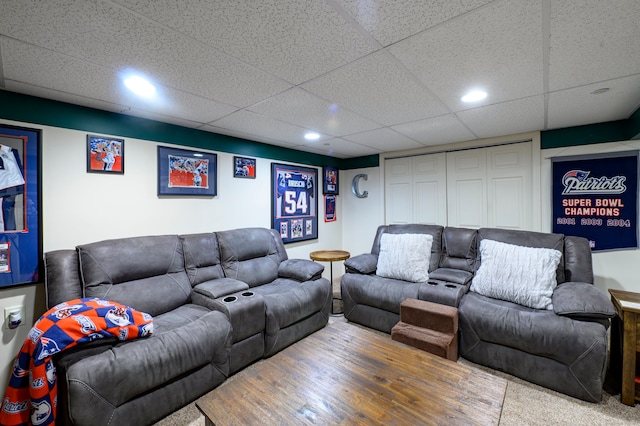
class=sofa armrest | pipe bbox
[344,253,378,274]
[552,282,616,319]
[278,259,324,281]
[193,278,249,300]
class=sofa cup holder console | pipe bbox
[427,280,458,290]
[418,279,466,307]
[215,290,266,343]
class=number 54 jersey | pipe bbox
[276,171,315,218]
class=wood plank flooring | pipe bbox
[196,321,506,425]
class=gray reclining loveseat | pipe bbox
[44,227,330,425]
[341,224,616,402]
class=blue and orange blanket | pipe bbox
[0,298,153,426]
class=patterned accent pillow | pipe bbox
[376,233,432,283]
[471,239,562,310]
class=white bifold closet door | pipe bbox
[385,153,447,225]
[385,142,532,230]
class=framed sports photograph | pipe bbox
[233,156,256,179]
[87,134,124,174]
[271,163,318,244]
[323,166,339,194]
[157,146,217,196]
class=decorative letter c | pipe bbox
[352,174,368,198]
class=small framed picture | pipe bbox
[233,156,256,179]
[158,146,217,196]
[87,134,124,174]
[323,166,339,195]
[325,195,337,222]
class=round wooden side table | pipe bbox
[310,250,350,315]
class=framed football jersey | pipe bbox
[271,163,318,243]
[0,124,42,288]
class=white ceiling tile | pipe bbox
[0,0,291,108]
[392,114,478,146]
[310,137,381,157]
[114,0,377,85]
[344,128,423,151]
[2,38,143,107]
[118,109,205,129]
[291,145,349,159]
[199,124,299,149]
[548,74,640,129]
[295,137,380,158]
[0,1,638,159]
[302,52,448,126]
[335,0,493,46]
[389,0,543,112]
[211,110,330,145]
[4,81,128,115]
[549,0,640,91]
[4,81,211,132]
[1,38,239,123]
[457,96,545,139]
[249,88,381,136]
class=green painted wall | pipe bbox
[5,89,636,165]
[0,90,379,169]
[541,106,640,149]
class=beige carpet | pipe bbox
[156,315,640,425]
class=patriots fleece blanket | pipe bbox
[0,298,153,426]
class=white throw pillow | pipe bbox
[376,233,432,283]
[471,239,562,310]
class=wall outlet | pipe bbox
[4,305,26,329]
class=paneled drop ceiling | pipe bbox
[1,0,639,158]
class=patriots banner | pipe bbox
[552,152,638,251]
[271,163,318,244]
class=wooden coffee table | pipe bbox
[196,321,506,425]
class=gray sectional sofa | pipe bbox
[44,227,331,425]
[341,224,617,402]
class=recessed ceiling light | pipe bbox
[305,132,320,141]
[124,75,156,98]
[461,90,488,103]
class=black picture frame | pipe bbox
[323,166,339,195]
[271,163,318,243]
[233,156,256,179]
[157,146,217,196]
[325,195,337,222]
[0,124,42,288]
[87,134,124,174]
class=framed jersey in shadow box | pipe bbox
[0,124,42,288]
[271,163,318,244]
